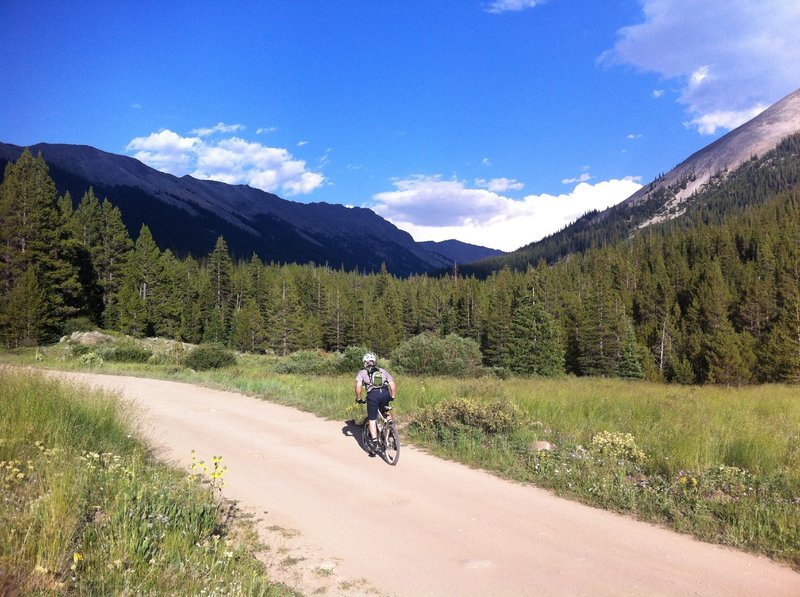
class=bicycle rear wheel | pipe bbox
[381,423,400,465]
[361,421,373,454]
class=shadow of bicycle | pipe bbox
[342,419,373,456]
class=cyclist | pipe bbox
[355,352,396,452]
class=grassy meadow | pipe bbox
[2,337,799,572]
[0,368,295,596]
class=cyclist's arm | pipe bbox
[388,379,397,400]
[355,378,363,402]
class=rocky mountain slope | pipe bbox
[622,87,800,226]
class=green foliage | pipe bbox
[0,369,281,595]
[183,344,237,371]
[393,332,483,376]
[412,393,521,436]
[273,349,341,375]
[339,345,372,373]
[102,344,153,363]
[506,294,564,376]
[62,316,98,335]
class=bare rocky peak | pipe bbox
[627,87,800,226]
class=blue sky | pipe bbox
[2,1,799,251]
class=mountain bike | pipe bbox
[356,400,400,465]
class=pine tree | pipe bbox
[506,292,564,376]
[0,150,82,337]
[97,199,134,327]
[617,320,645,379]
[117,225,162,336]
[230,297,267,352]
[0,267,48,347]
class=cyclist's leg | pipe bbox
[366,393,380,439]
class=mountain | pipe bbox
[621,87,800,227]
[0,142,471,277]
[461,87,800,276]
[418,239,505,266]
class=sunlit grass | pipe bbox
[0,368,295,596]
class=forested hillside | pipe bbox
[1,147,798,384]
[463,133,800,276]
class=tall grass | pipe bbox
[0,369,293,596]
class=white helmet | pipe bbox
[363,352,377,366]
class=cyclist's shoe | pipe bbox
[369,437,381,452]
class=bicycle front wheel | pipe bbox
[381,423,400,465]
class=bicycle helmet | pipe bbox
[363,352,377,366]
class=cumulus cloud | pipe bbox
[126,129,324,196]
[256,127,277,134]
[371,175,641,251]
[126,130,201,175]
[485,0,544,14]
[601,0,800,134]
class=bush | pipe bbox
[339,345,372,373]
[275,349,341,375]
[71,343,92,357]
[412,395,521,435]
[392,333,483,376]
[103,344,153,363]
[183,344,237,371]
[62,316,97,335]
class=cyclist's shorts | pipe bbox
[366,388,391,420]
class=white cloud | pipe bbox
[686,105,769,135]
[561,172,592,184]
[475,177,525,192]
[371,175,641,251]
[602,0,800,134]
[126,129,324,196]
[652,89,665,98]
[190,122,246,137]
[256,127,277,134]
[485,0,544,14]
[297,140,309,146]
[126,130,202,175]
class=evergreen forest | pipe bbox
[1,142,799,385]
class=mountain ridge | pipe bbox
[0,142,491,276]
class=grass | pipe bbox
[0,368,296,596]
[3,338,800,570]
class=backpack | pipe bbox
[365,366,387,392]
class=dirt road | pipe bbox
[53,372,800,596]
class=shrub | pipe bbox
[71,343,92,357]
[339,345,372,373]
[183,344,236,371]
[275,349,341,375]
[62,316,97,335]
[589,431,646,464]
[103,344,153,363]
[392,333,483,376]
[412,395,521,435]
[78,351,104,366]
